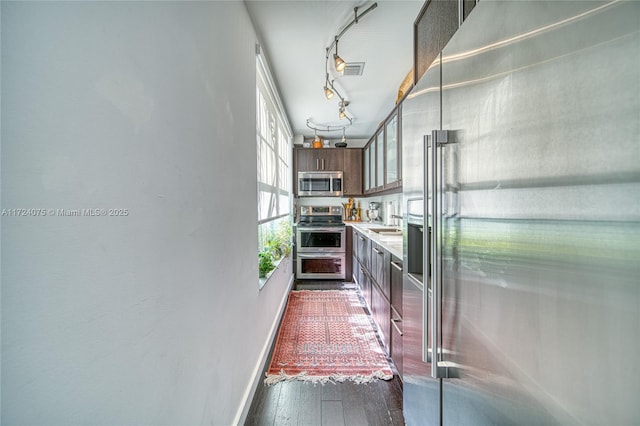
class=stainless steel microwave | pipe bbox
[297,171,343,197]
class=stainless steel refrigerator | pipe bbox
[401,1,640,424]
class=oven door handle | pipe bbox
[297,253,344,259]
[297,227,345,233]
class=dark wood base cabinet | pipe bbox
[372,281,391,354]
[352,229,403,379]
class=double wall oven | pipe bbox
[296,205,346,280]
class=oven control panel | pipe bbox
[300,205,343,216]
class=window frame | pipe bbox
[256,47,293,287]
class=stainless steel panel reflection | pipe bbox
[402,48,443,426]
[439,1,640,424]
[403,276,439,426]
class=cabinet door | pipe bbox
[372,281,391,354]
[352,229,359,260]
[296,148,317,172]
[363,145,370,192]
[319,148,344,171]
[356,230,367,265]
[376,131,384,190]
[343,149,362,196]
[369,137,376,191]
[345,225,353,282]
[385,112,399,188]
[372,243,391,300]
[390,306,403,379]
[414,0,459,83]
[360,267,372,310]
[390,256,403,317]
[353,255,359,283]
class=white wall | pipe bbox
[1,2,292,424]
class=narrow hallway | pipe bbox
[245,281,404,426]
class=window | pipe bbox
[256,48,292,286]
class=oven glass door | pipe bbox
[297,228,344,252]
[297,254,345,280]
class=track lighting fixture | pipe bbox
[338,100,350,120]
[307,119,352,134]
[341,128,347,143]
[333,38,346,73]
[324,85,334,99]
[324,74,334,99]
[314,3,377,138]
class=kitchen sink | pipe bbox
[369,227,402,236]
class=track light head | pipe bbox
[324,85,334,99]
[334,54,346,73]
[333,38,346,73]
[339,108,347,120]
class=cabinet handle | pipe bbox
[322,158,325,170]
[316,159,319,170]
[374,248,383,255]
[391,261,403,272]
[359,236,365,241]
[391,318,403,336]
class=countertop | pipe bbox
[348,222,403,259]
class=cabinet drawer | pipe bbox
[390,308,403,380]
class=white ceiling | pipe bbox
[245,0,424,142]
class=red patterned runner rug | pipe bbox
[265,290,393,385]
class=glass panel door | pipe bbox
[386,113,398,185]
[364,144,370,192]
[370,136,376,190]
[376,130,384,189]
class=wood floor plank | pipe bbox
[321,400,346,426]
[389,409,405,426]
[321,382,343,401]
[245,382,282,426]
[341,382,369,426]
[297,383,323,426]
[380,377,403,411]
[363,381,392,426]
[274,380,302,426]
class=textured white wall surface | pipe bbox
[1,2,292,424]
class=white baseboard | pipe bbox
[232,272,294,425]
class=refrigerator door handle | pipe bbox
[422,134,432,365]
[429,129,455,379]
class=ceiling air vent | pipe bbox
[342,62,365,76]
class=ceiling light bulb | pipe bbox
[324,86,334,99]
[339,108,346,120]
[334,54,346,73]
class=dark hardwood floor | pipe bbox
[244,280,405,426]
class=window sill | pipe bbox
[259,254,291,290]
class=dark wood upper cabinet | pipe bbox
[293,147,360,196]
[296,148,344,172]
[414,0,459,84]
[413,0,477,84]
[343,148,362,196]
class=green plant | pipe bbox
[274,219,293,257]
[265,235,283,260]
[258,218,293,279]
[258,250,275,278]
